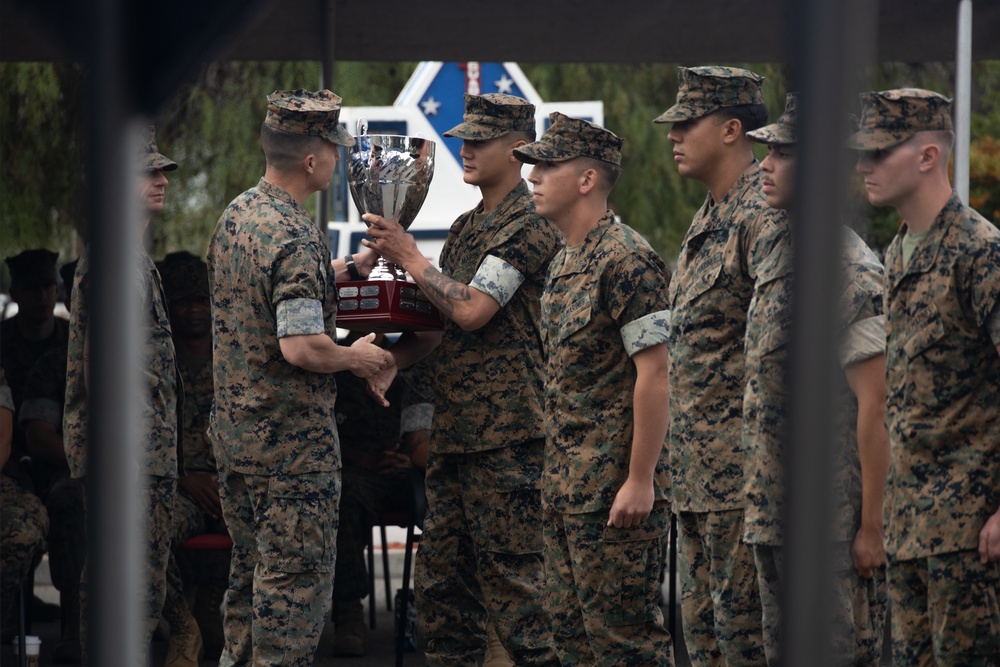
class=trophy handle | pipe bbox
[356,118,368,138]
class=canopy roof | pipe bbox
[4,0,999,66]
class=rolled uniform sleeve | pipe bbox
[840,314,886,368]
[470,255,526,308]
[276,298,325,338]
[621,310,671,357]
[272,239,331,338]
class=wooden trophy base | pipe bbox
[336,280,444,333]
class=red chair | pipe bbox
[180,533,234,552]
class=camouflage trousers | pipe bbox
[753,543,887,666]
[79,475,175,666]
[334,465,414,602]
[888,550,1000,666]
[415,442,557,667]
[0,474,49,627]
[676,509,766,667]
[163,487,229,639]
[543,502,674,666]
[217,469,339,667]
[43,473,86,596]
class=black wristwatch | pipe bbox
[344,254,362,280]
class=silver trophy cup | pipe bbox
[348,122,436,280]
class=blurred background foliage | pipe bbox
[3,59,1000,285]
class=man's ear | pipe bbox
[508,139,528,162]
[578,167,598,195]
[303,153,316,174]
[917,142,942,173]
[720,118,743,145]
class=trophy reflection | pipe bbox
[338,122,443,332]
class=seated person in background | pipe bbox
[156,251,228,664]
[330,333,430,657]
[0,248,67,641]
[19,259,86,663]
[0,368,49,643]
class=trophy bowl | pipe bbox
[339,129,442,333]
[348,133,436,280]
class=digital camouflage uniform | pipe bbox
[0,368,49,636]
[850,89,1000,666]
[654,66,778,667]
[64,240,180,662]
[208,90,352,667]
[1,249,69,487]
[157,251,227,658]
[415,94,561,667]
[742,94,888,665]
[20,342,87,648]
[514,113,673,666]
[0,250,69,639]
[156,254,225,552]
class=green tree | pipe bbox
[0,62,86,281]
[152,61,421,258]
[522,63,788,263]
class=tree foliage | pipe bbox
[2,59,1000,281]
[152,61,419,257]
[521,63,788,262]
[0,62,86,278]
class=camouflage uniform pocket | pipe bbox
[478,486,544,555]
[466,445,544,555]
[963,558,1000,657]
[902,304,945,360]
[672,253,723,307]
[557,295,594,342]
[259,472,338,574]
[598,507,669,626]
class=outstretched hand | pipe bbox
[349,332,394,379]
[366,364,399,407]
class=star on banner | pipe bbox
[494,74,514,94]
[421,96,442,116]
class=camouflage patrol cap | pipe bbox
[748,92,798,145]
[444,94,536,140]
[5,249,59,288]
[140,125,178,172]
[654,66,765,124]
[157,251,209,302]
[847,88,953,150]
[265,89,356,147]
[513,112,623,166]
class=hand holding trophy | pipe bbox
[337,120,443,332]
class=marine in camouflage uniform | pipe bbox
[851,89,1000,666]
[653,66,779,666]
[742,94,889,665]
[158,251,224,663]
[208,90,389,667]
[514,113,673,666]
[18,259,87,662]
[0,368,49,640]
[0,250,69,509]
[364,94,560,666]
[63,126,180,664]
[0,249,64,640]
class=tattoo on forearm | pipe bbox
[421,267,471,317]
